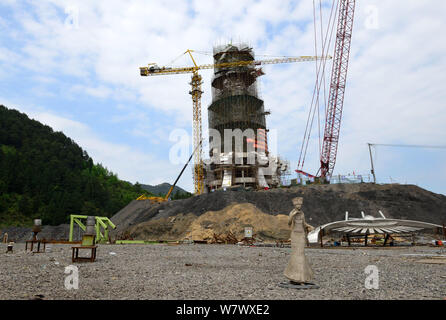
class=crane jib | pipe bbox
[139,56,330,77]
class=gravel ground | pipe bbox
[0,243,445,300]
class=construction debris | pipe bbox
[209,231,239,244]
[125,203,290,243]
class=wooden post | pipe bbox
[383,234,389,246]
[320,229,324,248]
[367,143,377,183]
[443,223,445,241]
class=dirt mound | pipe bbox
[125,203,290,242]
[186,203,290,241]
[123,213,197,241]
[111,199,155,234]
[111,183,446,238]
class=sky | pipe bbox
[0,0,445,195]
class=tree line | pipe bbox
[0,105,153,226]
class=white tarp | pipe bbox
[222,170,232,187]
[257,168,269,188]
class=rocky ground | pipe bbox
[1,243,445,300]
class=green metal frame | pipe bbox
[69,215,116,244]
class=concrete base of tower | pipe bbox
[203,151,288,191]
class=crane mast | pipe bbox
[320,0,356,180]
[190,72,204,194]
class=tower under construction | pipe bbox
[204,43,289,191]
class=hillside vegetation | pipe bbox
[0,105,152,226]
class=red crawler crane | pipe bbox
[297,0,356,182]
[320,0,356,180]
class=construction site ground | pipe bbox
[2,183,445,243]
[112,183,446,242]
[1,243,445,300]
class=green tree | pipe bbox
[0,105,153,226]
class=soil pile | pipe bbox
[125,203,290,242]
[121,213,196,241]
[111,183,446,241]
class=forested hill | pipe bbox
[0,105,152,226]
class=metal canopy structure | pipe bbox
[308,211,443,245]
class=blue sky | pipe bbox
[1,0,445,195]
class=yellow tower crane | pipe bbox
[140,50,331,195]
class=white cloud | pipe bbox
[30,111,189,185]
[70,84,112,99]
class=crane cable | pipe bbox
[314,0,322,157]
[297,0,338,171]
[370,143,446,149]
[297,0,328,170]
[300,0,338,172]
[165,51,189,68]
[298,0,337,171]
[316,0,329,157]
[368,143,446,181]
[319,0,330,152]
